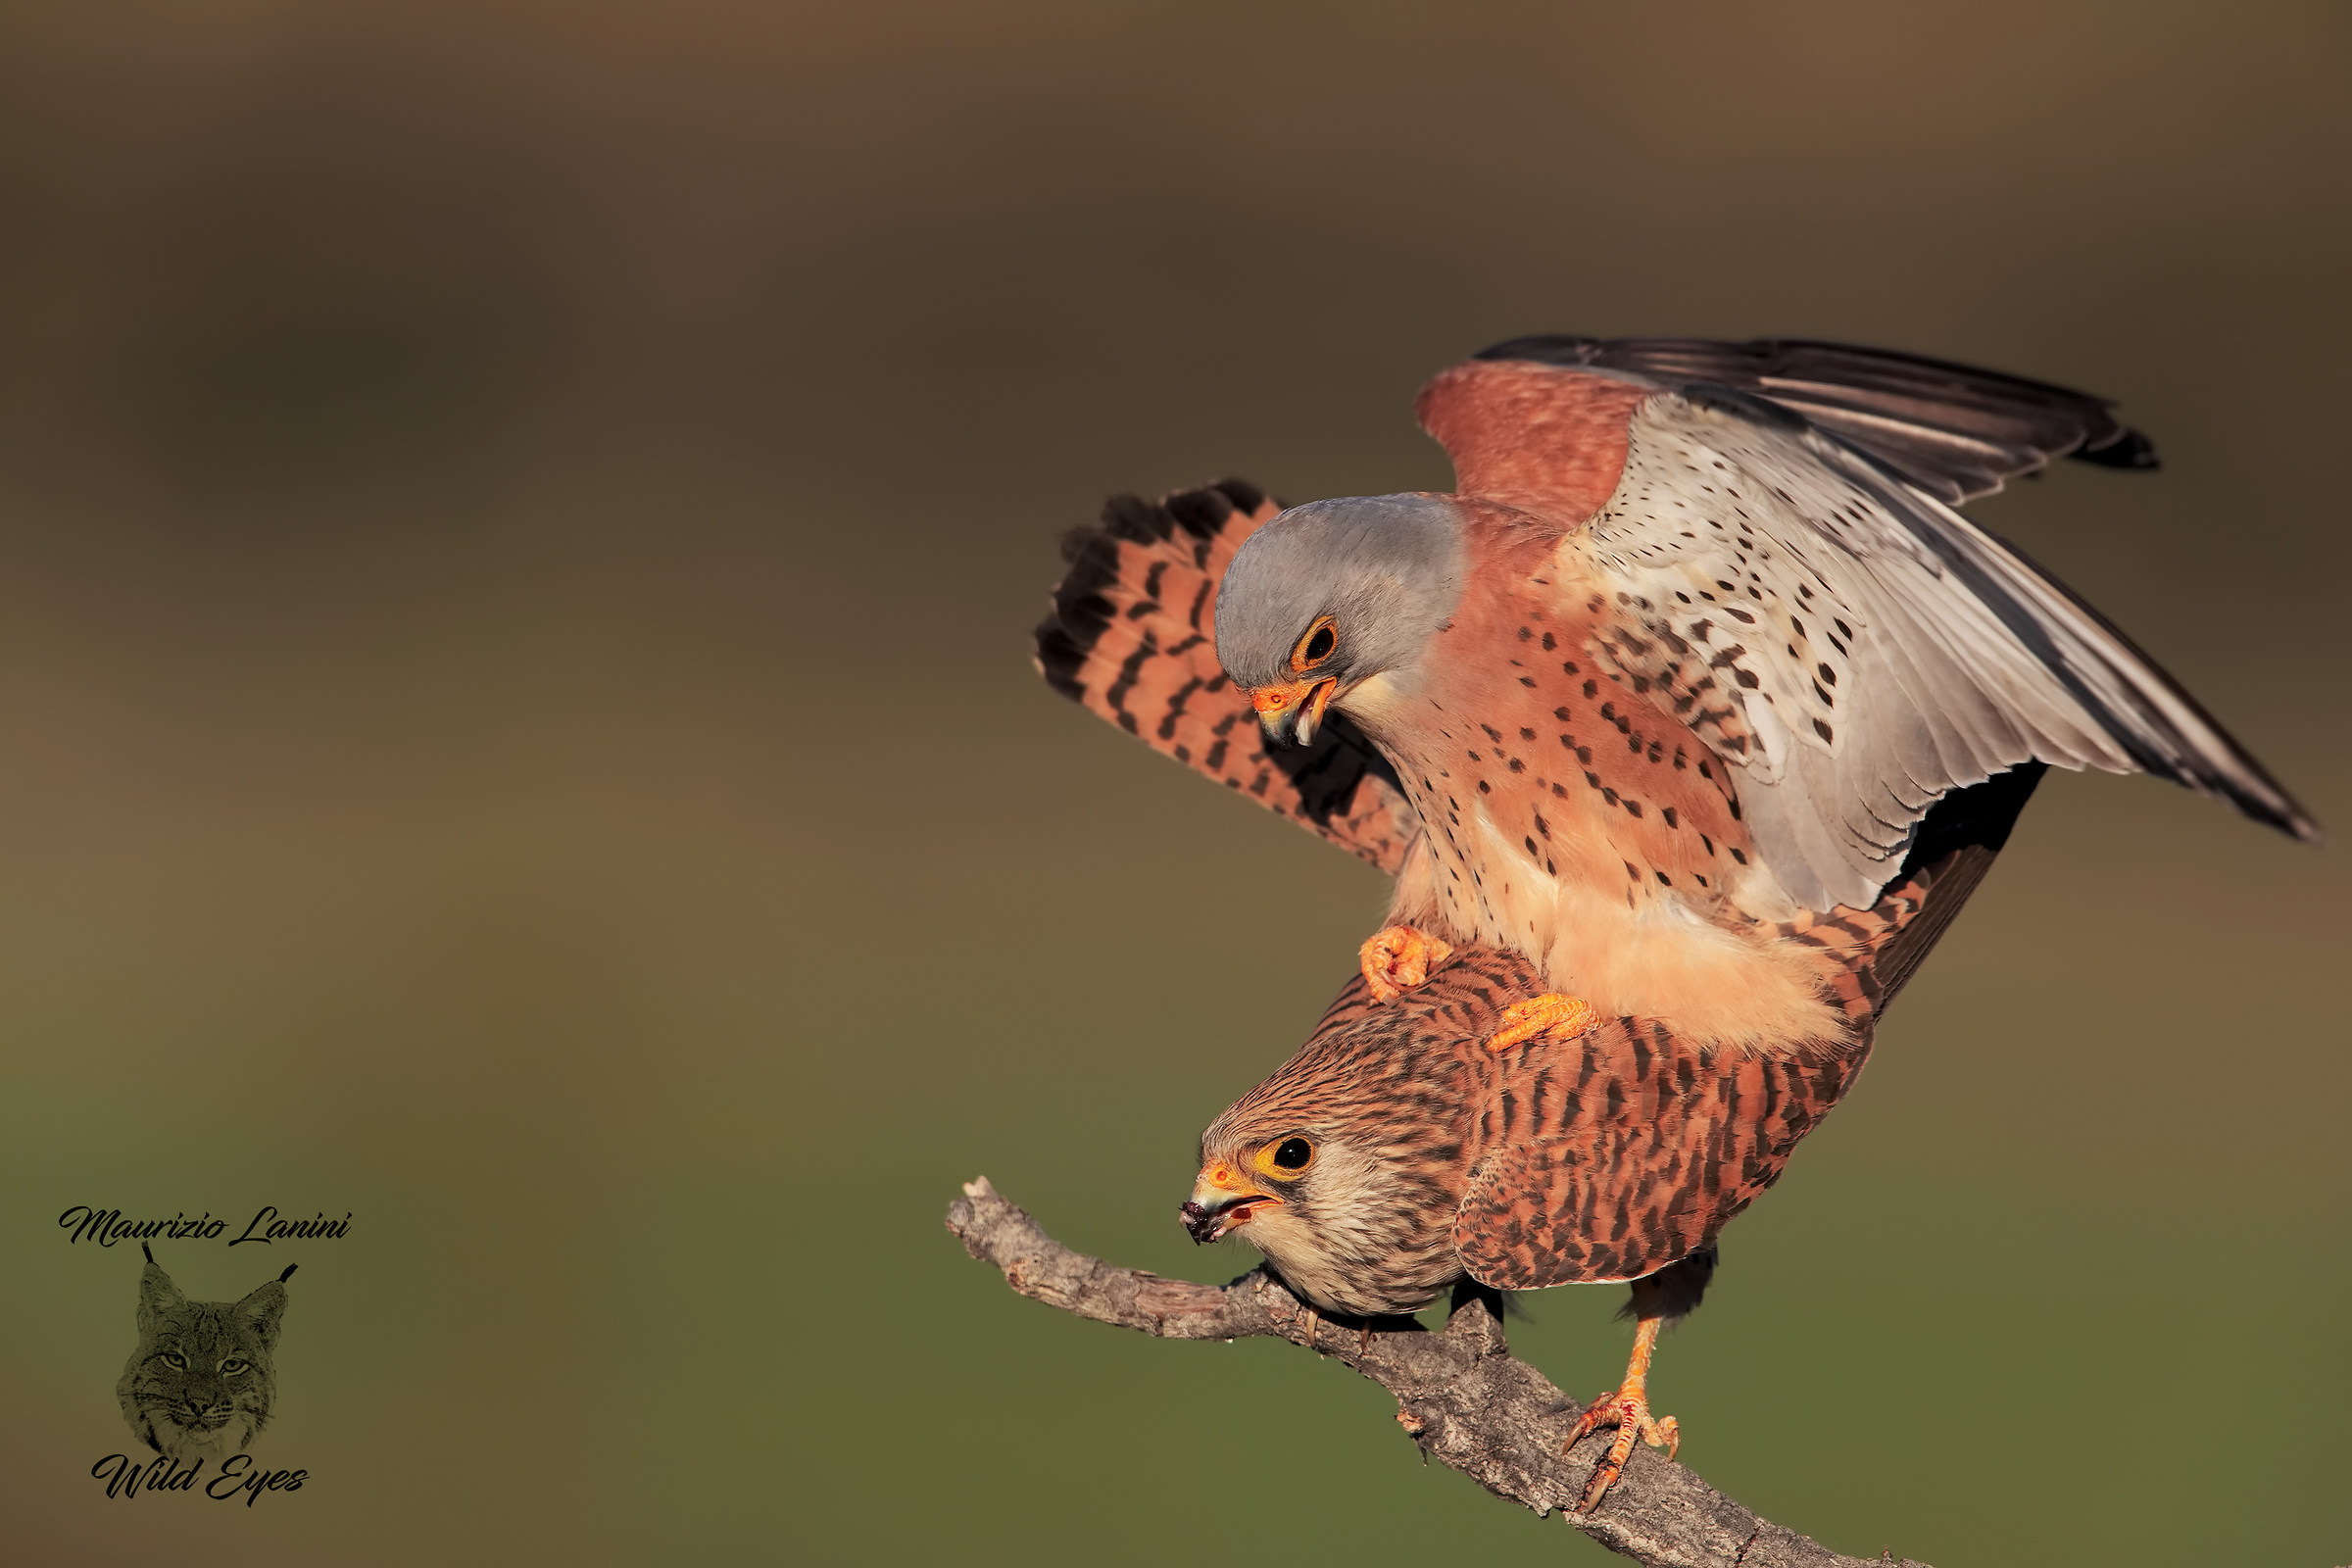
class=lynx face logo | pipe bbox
[115,1246,295,1462]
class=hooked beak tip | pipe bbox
[1251,677,1337,748]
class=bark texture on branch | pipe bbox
[947,1177,1928,1568]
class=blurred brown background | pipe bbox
[3,3,2345,1563]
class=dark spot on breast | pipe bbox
[1624,800,1642,817]
[1517,626,1532,641]
[1817,662,1837,686]
[1729,846,1747,864]
[1519,676,1537,687]
[1813,718,1835,743]
[1519,727,1537,741]
[1541,632,1556,650]
[1507,758,1524,772]
[1655,870,1671,886]
[1562,661,1580,674]
[1478,780,1492,794]
[1582,680,1598,698]
[1661,807,1678,828]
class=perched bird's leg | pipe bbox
[1358,925,1454,1003]
[1565,1312,1680,1512]
[1484,993,1600,1054]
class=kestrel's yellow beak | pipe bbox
[1179,1160,1283,1245]
[1250,676,1338,747]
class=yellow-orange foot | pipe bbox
[1484,992,1599,1054]
[1564,1379,1679,1512]
[1358,925,1454,1004]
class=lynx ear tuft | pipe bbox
[143,1243,155,1265]
[278,1264,298,1284]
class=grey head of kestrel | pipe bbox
[1211,493,1465,748]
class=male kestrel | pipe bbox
[1181,763,2034,1508]
[1041,337,2317,1058]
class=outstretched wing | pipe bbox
[1451,770,2038,1289]
[1474,334,2157,504]
[1570,384,2318,909]
[1035,479,1418,873]
[1422,351,2317,910]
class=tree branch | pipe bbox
[947,1177,1927,1568]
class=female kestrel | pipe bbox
[1181,762,2035,1509]
[1039,337,2318,1056]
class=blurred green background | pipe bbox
[3,3,2346,1563]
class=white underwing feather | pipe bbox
[1575,391,2311,911]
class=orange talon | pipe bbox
[1484,992,1599,1054]
[1565,1314,1680,1512]
[1358,925,1454,1003]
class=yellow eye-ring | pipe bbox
[1289,617,1338,672]
[1253,1136,1316,1178]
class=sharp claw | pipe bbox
[1484,992,1600,1054]
[1562,1383,1678,1511]
[1358,925,1452,1003]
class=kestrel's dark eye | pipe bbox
[1273,1137,1313,1170]
[1290,616,1338,671]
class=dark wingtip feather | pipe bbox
[1033,479,1267,707]
[2071,425,2161,471]
[1472,333,1603,366]
[1468,332,2163,501]
[1101,491,1174,544]
[1211,476,1266,514]
[1163,485,1235,539]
